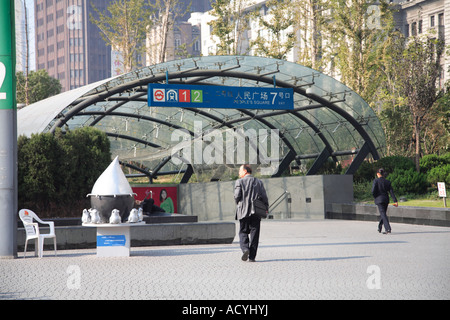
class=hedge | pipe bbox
[353,153,450,195]
[18,127,111,217]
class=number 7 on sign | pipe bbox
[270,92,277,104]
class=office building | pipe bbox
[393,0,449,86]
[34,0,111,91]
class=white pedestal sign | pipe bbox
[83,222,145,257]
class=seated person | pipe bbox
[159,188,174,213]
[136,198,165,215]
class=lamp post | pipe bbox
[0,0,18,258]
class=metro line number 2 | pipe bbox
[0,62,7,100]
[191,90,203,103]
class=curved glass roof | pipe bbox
[18,56,385,182]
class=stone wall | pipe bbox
[178,175,354,221]
[16,222,236,251]
[326,202,450,227]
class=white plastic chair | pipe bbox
[18,209,57,258]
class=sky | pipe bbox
[25,0,35,70]
[16,0,36,71]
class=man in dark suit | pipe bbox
[234,164,269,262]
[372,168,398,234]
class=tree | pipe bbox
[15,0,32,105]
[437,83,450,134]
[16,69,61,105]
[292,0,328,70]
[148,0,190,64]
[90,0,153,73]
[421,88,450,155]
[208,0,253,55]
[251,0,295,60]
[326,0,396,102]
[390,35,445,171]
[375,30,412,156]
[379,103,413,156]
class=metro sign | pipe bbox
[150,86,203,105]
[148,83,293,110]
[153,88,165,102]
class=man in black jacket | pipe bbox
[234,164,269,262]
[372,168,398,234]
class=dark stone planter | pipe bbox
[90,194,135,223]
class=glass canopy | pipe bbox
[18,56,385,182]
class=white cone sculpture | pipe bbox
[87,156,136,223]
[91,156,134,196]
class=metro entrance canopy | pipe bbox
[18,56,385,183]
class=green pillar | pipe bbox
[0,0,18,258]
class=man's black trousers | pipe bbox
[239,215,261,260]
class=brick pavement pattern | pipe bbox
[1,220,449,300]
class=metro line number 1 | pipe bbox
[180,89,190,102]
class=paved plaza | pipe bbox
[1,219,449,300]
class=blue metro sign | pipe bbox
[148,83,293,110]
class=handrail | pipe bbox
[269,190,291,218]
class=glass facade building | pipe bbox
[18,56,386,182]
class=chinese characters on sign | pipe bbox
[97,235,126,247]
[438,182,446,198]
[148,84,294,110]
[438,182,447,208]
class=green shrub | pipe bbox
[353,180,373,202]
[375,156,415,174]
[354,154,449,199]
[441,153,450,164]
[55,127,111,200]
[388,168,428,195]
[353,156,415,184]
[353,160,375,183]
[426,164,450,186]
[18,127,111,217]
[420,153,450,174]
[18,133,64,204]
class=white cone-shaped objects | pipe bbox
[91,156,133,196]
